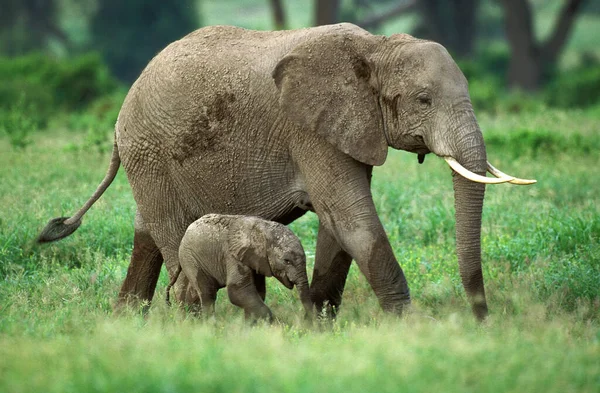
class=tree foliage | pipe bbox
[413,0,480,58]
[90,0,201,82]
[0,0,68,55]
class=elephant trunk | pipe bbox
[450,113,488,320]
[294,275,314,318]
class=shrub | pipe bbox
[52,53,119,110]
[0,54,56,127]
[484,127,599,158]
[458,45,510,113]
[0,94,39,149]
[65,91,124,132]
[0,53,119,128]
[466,76,503,113]
[545,61,600,108]
[459,44,510,83]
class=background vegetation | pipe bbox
[0,1,598,392]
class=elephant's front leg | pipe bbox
[322,212,411,314]
[299,155,411,315]
[342,222,411,314]
[227,280,273,322]
[311,222,353,318]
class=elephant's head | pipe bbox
[230,217,313,317]
[273,26,536,319]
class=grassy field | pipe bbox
[0,102,598,392]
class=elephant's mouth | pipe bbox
[280,275,294,289]
[394,134,430,156]
[409,147,431,156]
[443,157,537,185]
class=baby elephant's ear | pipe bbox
[230,218,273,277]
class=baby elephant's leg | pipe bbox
[227,281,273,322]
[253,272,267,301]
[188,272,219,317]
[199,288,217,316]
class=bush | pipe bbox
[0,53,120,128]
[458,45,510,113]
[91,0,200,83]
[65,91,124,132]
[459,44,510,83]
[466,76,503,113]
[0,94,38,149]
[545,61,600,108]
[0,54,56,127]
[52,54,119,110]
[458,45,600,113]
[484,127,599,158]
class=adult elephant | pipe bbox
[38,23,535,320]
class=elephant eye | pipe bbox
[284,258,293,265]
[417,94,432,108]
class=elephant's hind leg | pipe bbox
[115,211,164,312]
[311,223,352,318]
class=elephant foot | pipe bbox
[378,291,412,316]
[245,307,274,324]
[471,299,489,321]
[113,294,152,317]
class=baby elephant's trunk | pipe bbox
[165,266,182,306]
[296,280,314,318]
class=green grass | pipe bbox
[1,105,599,392]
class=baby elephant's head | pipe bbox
[264,225,307,290]
[230,217,313,316]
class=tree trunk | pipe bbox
[414,0,479,58]
[501,0,584,91]
[269,0,287,30]
[0,0,66,55]
[357,1,417,30]
[454,0,479,57]
[502,0,541,90]
[314,0,340,26]
[542,0,585,65]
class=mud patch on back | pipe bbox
[171,92,236,164]
[207,92,236,122]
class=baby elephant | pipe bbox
[166,214,313,321]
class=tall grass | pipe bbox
[0,105,599,392]
[1,311,597,393]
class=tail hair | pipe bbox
[36,139,120,244]
[37,217,82,243]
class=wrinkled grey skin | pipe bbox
[166,214,312,321]
[39,23,494,319]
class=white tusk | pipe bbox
[487,161,537,185]
[443,157,513,184]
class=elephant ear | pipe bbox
[229,218,273,277]
[273,33,388,166]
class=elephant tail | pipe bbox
[37,139,121,243]
[165,266,182,306]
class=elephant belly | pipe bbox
[166,147,310,224]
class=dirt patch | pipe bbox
[171,92,236,163]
